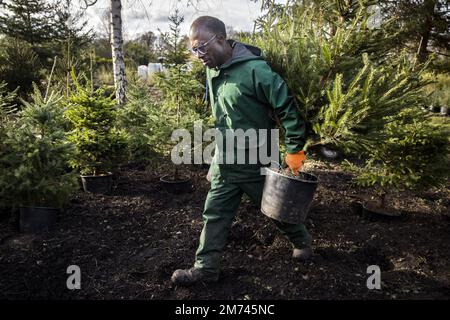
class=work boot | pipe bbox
[292,247,313,261]
[171,267,219,286]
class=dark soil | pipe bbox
[0,160,449,300]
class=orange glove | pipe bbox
[285,150,306,175]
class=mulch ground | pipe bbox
[0,159,449,300]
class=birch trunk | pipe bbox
[110,0,126,105]
[418,0,436,63]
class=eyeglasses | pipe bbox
[189,34,217,56]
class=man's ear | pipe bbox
[216,33,226,41]
[216,35,228,47]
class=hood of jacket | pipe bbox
[218,40,264,69]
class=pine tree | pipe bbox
[159,9,190,67]
[0,0,56,46]
[248,0,419,148]
[64,72,129,176]
[344,109,449,208]
[153,10,205,178]
[379,0,450,63]
[0,85,79,209]
[248,0,449,205]
[53,0,94,49]
[0,81,17,120]
[0,0,93,67]
[0,37,42,98]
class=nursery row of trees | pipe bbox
[0,7,207,212]
[2,0,449,101]
[0,0,449,213]
[0,0,190,102]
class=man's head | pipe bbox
[189,16,233,68]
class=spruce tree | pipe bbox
[0,0,56,45]
[0,85,79,209]
[0,81,17,120]
[379,0,450,63]
[248,0,449,206]
[0,37,42,97]
[153,10,204,179]
[0,0,93,67]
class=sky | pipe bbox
[79,0,280,40]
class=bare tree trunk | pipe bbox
[110,0,126,105]
[418,0,436,63]
[418,29,431,63]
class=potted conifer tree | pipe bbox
[344,109,449,218]
[64,75,129,194]
[244,1,448,219]
[153,10,205,193]
[0,86,78,233]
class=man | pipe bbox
[171,16,312,286]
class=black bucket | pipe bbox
[160,174,192,193]
[20,206,58,233]
[81,172,113,194]
[261,168,318,224]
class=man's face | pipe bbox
[189,28,228,68]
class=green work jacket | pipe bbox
[207,40,306,182]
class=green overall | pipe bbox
[194,41,311,273]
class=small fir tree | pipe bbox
[153,10,206,178]
[248,0,449,206]
[64,72,129,176]
[0,85,78,209]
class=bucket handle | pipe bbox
[270,160,284,171]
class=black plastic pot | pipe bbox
[20,206,58,233]
[80,172,113,194]
[362,201,403,221]
[160,174,192,193]
[261,168,318,224]
[429,105,440,113]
